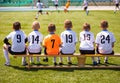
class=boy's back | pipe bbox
[7,30,26,52]
[28,31,43,53]
[80,31,94,50]
[96,30,115,54]
[61,30,77,54]
[43,34,61,55]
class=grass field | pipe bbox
[0,11,120,83]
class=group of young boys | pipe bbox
[3,20,115,66]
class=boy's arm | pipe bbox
[3,38,11,45]
[112,42,114,48]
[25,38,28,43]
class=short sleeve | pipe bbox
[6,32,13,40]
[95,34,100,44]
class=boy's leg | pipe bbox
[53,56,57,66]
[43,48,48,62]
[35,11,39,19]
[22,57,28,66]
[36,56,40,63]
[68,57,72,65]
[3,44,10,66]
[30,57,34,64]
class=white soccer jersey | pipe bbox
[54,0,58,5]
[60,29,77,54]
[6,30,26,52]
[36,2,43,10]
[84,0,88,7]
[95,30,115,54]
[79,31,94,50]
[114,0,119,4]
[28,30,43,53]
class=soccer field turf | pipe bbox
[0,11,120,83]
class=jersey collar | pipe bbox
[102,30,108,31]
[34,30,38,31]
[66,28,71,31]
[50,32,55,34]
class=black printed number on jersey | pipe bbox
[16,34,21,43]
[101,35,110,44]
[66,34,73,43]
[51,39,55,48]
[83,34,90,40]
[32,35,39,44]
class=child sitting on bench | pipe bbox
[79,23,97,65]
[3,22,27,66]
[27,21,43,65]
[42,23,61,66]
[95,20,116,64]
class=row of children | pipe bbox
[3,20,115,66]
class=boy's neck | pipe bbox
[50,32,55,34]
[66,28,71,30]
[34,30,38,31]
[102,29,107,31]
[84,30,89,32]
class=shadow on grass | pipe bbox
[8,63,120,72]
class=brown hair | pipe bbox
[83,23,90,31]
[64,20,72,29]
[13,22,21,30]
[48,23,56,32]
[101,20,108,28]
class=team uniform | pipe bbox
[3,30,27,65]
[36,2,43,13]
[79,31,95,54]
[35,1,43,19]
[61,29,77,54]
[43,33,61,55]
[43,32,61,64]
[28,30,43,63]
[114,0,120,13]
[54,0,59,8]
[95,30,115,63]
[83,0,89,15]
[79,30,97,65]
[60,29,77,63]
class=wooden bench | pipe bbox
[13,53,120,69]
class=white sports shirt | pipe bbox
[84,0,88,7]
[6,30,26,52]
[95,30,115,54]
[28,30,43,53]
[54,0,58,5]
[36,2,43,10]
[60,29,77,54]
[79,31,94,50]
[114,0,119,4]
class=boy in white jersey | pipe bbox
[60,20,77,65]
[54,0,59,10]
[79,23,97,65]
[35,0,48,19]
[28,21,43,65]
[113,0,120,13]
[95,20,115,64]
[3,22,27,66]
[83,0,89,15]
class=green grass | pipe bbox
[0,11,120,83]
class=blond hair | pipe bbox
[32,21,40,30]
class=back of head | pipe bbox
[83,23,90,31]
[64,20,72,29]
[48,23,56,32]
[13,22,21,30]
[101,20,108,29]
[32,21,40,30]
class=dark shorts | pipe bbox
[84,7,88,10]
[96,48,114,55]
[60,51,74,55]
[8,47,26,55]
[80,50,95,54]
[55,4,58,7]
[116,4,119,7]
[38,10,42,13]
[29,51,41,54]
